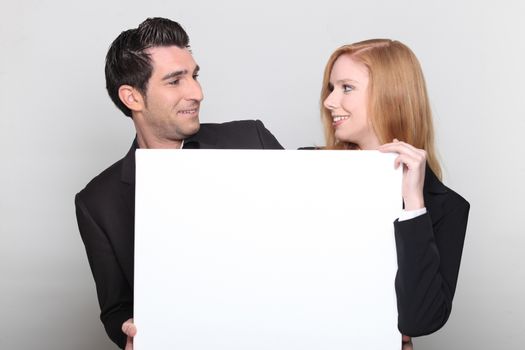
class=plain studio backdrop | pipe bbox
[0,0,523,349]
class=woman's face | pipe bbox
[323,54,380,150]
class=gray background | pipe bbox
[1,0,524,349]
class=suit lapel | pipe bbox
[121,140,138,185]
[423,165,448,225]
[118,140,138,285]
[424,166,448,195]
[185,125,219,149]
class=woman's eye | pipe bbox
[343,84,354,93]
[193,74,199,80]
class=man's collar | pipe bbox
[185,125,218,149]
[121,139,138,185]
[120,127,219,184]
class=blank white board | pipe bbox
[135,150,402,349]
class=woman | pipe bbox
[320,39,469,348]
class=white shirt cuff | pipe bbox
[398,207,427,222]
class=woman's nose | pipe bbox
[323,91,338,110]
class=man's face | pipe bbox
[137,45,203,145]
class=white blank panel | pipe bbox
[135,150,402,349]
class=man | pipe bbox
[75,17,282,349]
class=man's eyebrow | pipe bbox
[161,70,188,81]
[161,65,200,81]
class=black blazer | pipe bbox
[394,166,469,336]
[75,120,283,348]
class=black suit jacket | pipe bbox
[393,166,469,336]
[75,120,283,348]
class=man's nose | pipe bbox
[186,79,203,102]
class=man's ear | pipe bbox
[118,85,145,113]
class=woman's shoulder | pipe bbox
[424,167,470,215]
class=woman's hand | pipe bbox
[378,139,426,210]
[122,318,137,350]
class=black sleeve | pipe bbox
[254,119,284,149]
[75,194,132,349]
[393,199,469,336]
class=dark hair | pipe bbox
[105,17,190,117]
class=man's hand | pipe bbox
[122,318,137,350]
[402,335,413,350]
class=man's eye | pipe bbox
[343,84,354,93]
[193,74,199,80]
[169,80,180,85]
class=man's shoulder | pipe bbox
[200,119,263,133]
[196,119,282,149]
[76,157,126,204]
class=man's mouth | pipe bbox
[178,107,199,117]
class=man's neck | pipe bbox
[132,116,184,149]
[136,132,183,149]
